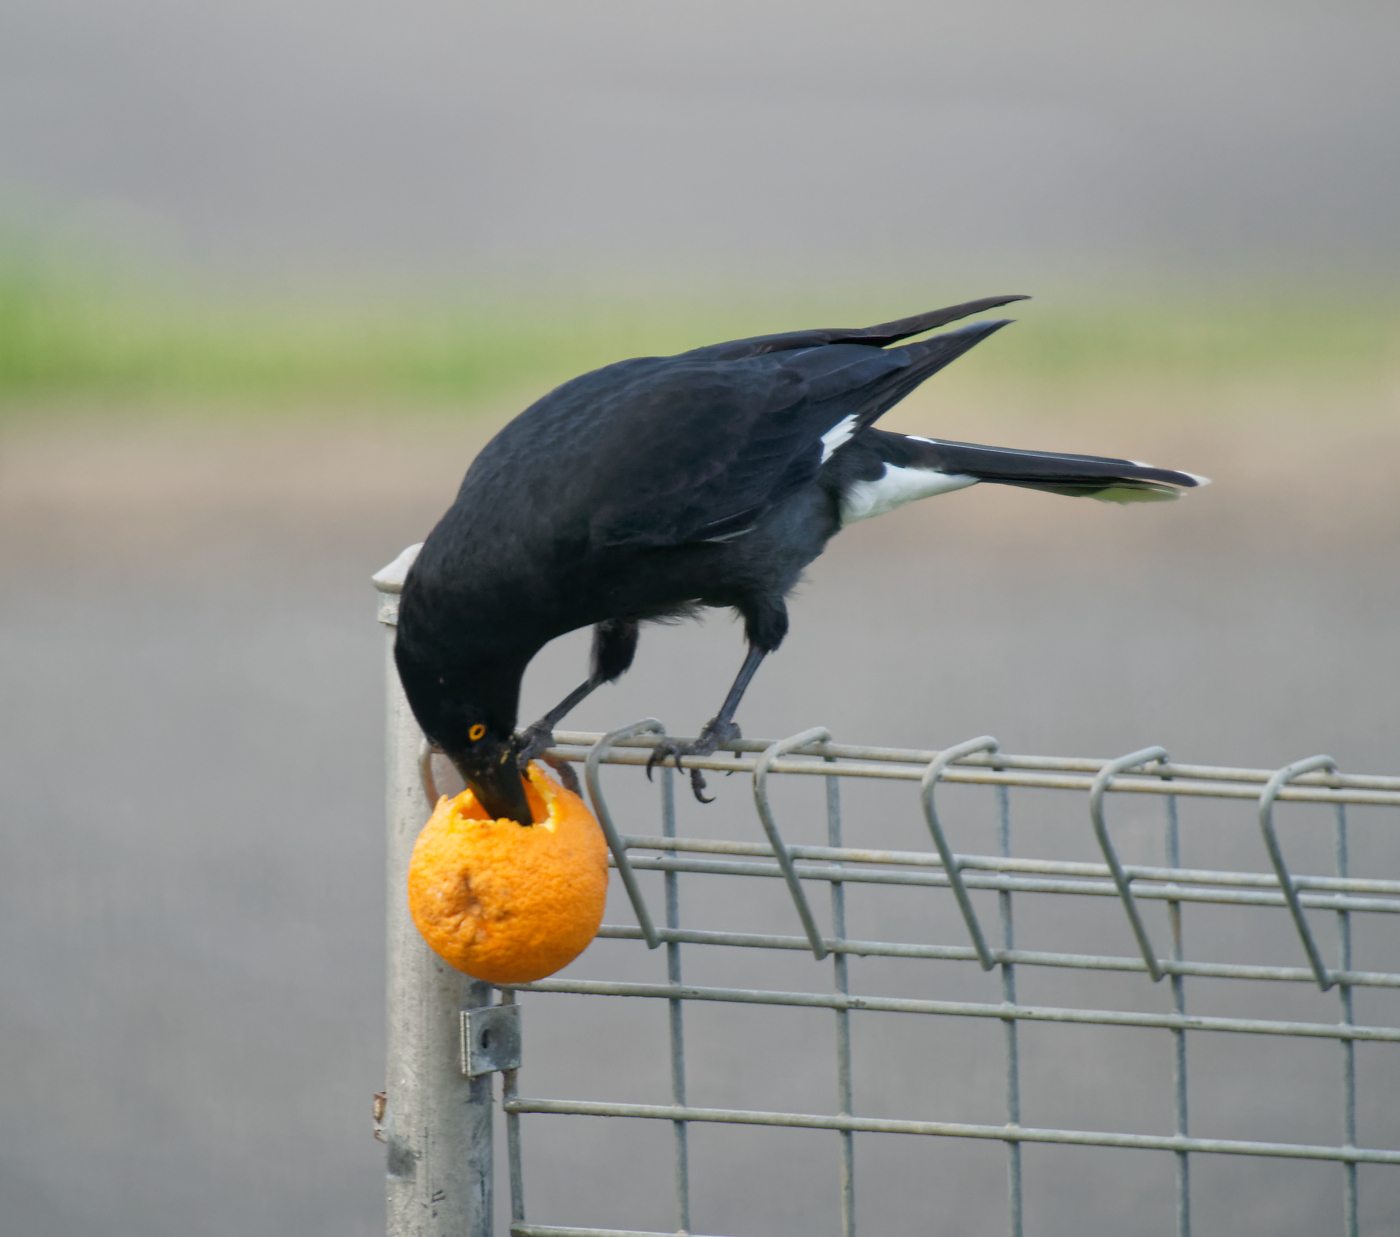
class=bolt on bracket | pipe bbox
[461,1003,523,1077]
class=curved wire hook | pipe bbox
[585,719,667,949]
[419,738,442,807]
[753,727,833,960]
[1259,754,1339,991]
[921,736,1001,970]
[1090,746,1171,981]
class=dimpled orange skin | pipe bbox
[407,763,608,984]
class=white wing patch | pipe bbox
[820,414,860,464]
[840,464,979,526]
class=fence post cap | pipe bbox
[373,543,423,595]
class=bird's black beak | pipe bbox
[452,743,535,825]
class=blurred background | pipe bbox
[2,1,1398,1234]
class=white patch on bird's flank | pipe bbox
[820,414,860,463]
[840,464,979,526]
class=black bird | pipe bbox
[395,296,1206,824]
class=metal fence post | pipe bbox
[375,545,494,1237]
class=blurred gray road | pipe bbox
[3,404,1399,1235]
[1,0,1397,279]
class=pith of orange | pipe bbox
[407,763,608,984]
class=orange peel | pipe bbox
[407,763,608,983]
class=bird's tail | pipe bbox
[872,430,1208,503]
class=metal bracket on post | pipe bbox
[462,1004,523,1077]
[921,736,1002,971]
[1259,754,1340,991]
[1089,746,1171,982]
[754,727,833,960]
[585,720,665,949]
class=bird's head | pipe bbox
[442,711,534,826]
[394,638,535,825]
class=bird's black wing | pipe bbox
[578,317,1011,549]
[451,302,1016,558]
[680,294,1028,362]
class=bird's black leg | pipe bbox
[647,643,769,802]
[515,677,595,791]
[516,619,640,793]
[517,677,596,759]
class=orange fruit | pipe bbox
[407,763,608,983]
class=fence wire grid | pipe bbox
[459,722,1400,1237]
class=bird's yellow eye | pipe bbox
[469,723,487,742]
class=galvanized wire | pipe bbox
[589,922,1400,990]
[1164,789,1191,1237]
[825,765,855,1237]
[1336,801,1358,1237]
[505,976,1400,1043]
[660,765,691,1236]
[504,1097,1400,1164]
[548,732,1400,803]
[996,781,1021,1237]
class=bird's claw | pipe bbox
[645,719,742,804]
[644,740,679,785]
[687,767,716,804]
[515,721,555,767]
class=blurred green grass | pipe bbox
[1,238,1396,415]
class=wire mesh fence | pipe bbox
[375,564,1400,1237]
[496,728,1400,1237]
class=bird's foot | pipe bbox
[645,718,743,803]
[516,720,555,766]
[515,722,581,795]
